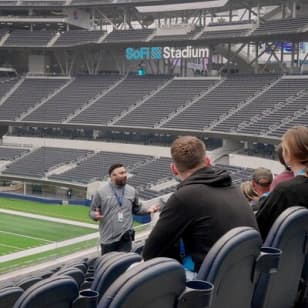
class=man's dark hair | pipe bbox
[108,163,124,175]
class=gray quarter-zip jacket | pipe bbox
[89,181,146,244]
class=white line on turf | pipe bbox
[0,243,23,250]
[0,230,53,243]
[0,232,99,263]
[0,209,97,229]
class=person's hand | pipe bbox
[95,208,103,220]
[147,204,160,214]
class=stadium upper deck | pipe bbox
[0,0,307,145]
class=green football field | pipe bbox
[0,197,99,274]
[0,197,95,224]
[0,197,142,274]
[0,213,95,256]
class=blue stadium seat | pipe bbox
[97,258,186,308]
[252,206,308,308]
[13,275,79,308]
[197,226,263,308]
[91,252,142,301]
[0,286,23,307]
[53,267,85,288]
[16,277,42,291]
[94,252,127,273]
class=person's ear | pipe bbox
[170,163,179,176]
[204,156,211,166]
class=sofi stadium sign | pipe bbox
[126,46,208,60]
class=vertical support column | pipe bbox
[291,41,295,71]
[180,57,183,76]
[296,42,300,70]
[292,0,297,18]
[229,5,233,22]
[91,8,95,30]
[280,42,284,63]
[156,59,160,74]
[207,46,213,74]
[257,0,260,27]
[123,9,127,29]
[227,43,231,73]
[255,42,259,73]
[282,2,286,18]
[203,11,206,27]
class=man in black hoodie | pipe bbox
[143,136,258,272]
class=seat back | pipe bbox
[53,267,85,287]
[92,252,142,301]
[98,258,186,308]
[95,252,124,272]
[0,286,23,307]
[197,226,262,308]
[13,275,79,308]
[17,277,42,291]
[253,206,308,308]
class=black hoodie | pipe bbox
[143,166,259,271]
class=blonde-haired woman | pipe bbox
[240,181,259,210]
[256,126,308,239]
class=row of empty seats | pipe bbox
[1,17,307,47]
[2,147,92,178]
[1,74,307,138]
[0,146,29,160]
[115,78,215,128]
[162,74,277,131]
[252,16,308,36]
[49,151,152,184]
[70,75,170,126]
[23,75,121,123]
[1,146,255,200]
[0,78,67,121]
[53,30,106,47]
[214,77,308,133]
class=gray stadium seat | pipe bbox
[253,206,308,308]
[197,227,263,308]
[0,286,23,308]
[13,275,79,308]
[97,258,186,308]
[91,252,142,301]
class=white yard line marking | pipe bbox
[0,207,153,282]
[0,232,99,263]
[0,209,97,229]
[0,230,53,243]
[0,243,22,250]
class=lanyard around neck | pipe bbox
[110,184,125,207]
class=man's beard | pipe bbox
[115,178,127,187]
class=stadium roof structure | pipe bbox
[0,0,304,10]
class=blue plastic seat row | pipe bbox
[2,206,308,308]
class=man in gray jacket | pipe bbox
[89,163,158,254]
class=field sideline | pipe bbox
[0,212,96,256]
[0,196,145,275]
[0,197,99,274]
[0,197,95,223]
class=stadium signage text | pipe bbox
[126,46,207,60]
